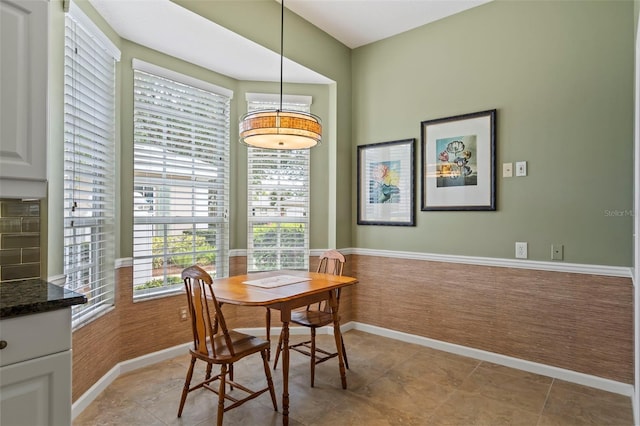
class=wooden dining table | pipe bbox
[212,270,358,425]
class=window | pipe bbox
[132,60,231,299]
[63,3,120,326]
[246,94,311,272]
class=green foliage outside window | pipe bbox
[252,222,305,270]
[135,275,183,290]
[151,233,216,269]
[134,232,217,291]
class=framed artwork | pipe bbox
[420,109,496,211]
[357,138,415,226]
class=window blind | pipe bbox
[63,8,119,327]
[246,96,310,272]
[132,65,230,299]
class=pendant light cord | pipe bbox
[279,0,284,112]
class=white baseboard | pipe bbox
[71,364,119,420]
[70,327,312,420]
[349,322,634,397]
[71,342,190,420]
[71,321,633,421]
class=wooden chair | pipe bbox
[177,265,277,426]
[273,250,349,387]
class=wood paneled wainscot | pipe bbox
[349,254,633,384]
[72,256,252,402]
[71,254,632,407]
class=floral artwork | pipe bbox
[421,109,496,211]
[369,161,401,203]
[435,135,477,187]
[357,139,415,226]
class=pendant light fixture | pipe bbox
[239,0,322,150]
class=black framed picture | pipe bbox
[357,138,415,226]
[421,109,496,211]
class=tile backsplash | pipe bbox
[0,199,41,282]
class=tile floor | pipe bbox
[73,330,634,425]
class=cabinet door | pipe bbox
[0,351,71,426]
[0,0,48,194]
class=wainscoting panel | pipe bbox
[71,252,633,404]
[349,254,633,383]
[73,255,259,400]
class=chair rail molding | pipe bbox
[342,248,632,278]
[115,258,133,269]
[116,251,632,278]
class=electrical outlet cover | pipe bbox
[516,161,527,176]
[551,244,563,260]
[515,242,528,259]
[503,162,513,178]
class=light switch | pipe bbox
[503,162,513,178]
[516,161,527,177]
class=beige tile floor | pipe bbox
[73,330,634,425]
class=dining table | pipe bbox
[212,269,358,425]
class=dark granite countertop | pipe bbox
[0,279,87,319]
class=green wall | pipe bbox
[351,0,634,266]
[47,0,351,275]
[48,0,634,274]
[173,0,353,250]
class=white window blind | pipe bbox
[133,63,230,299]
[246,95,310,272]
[63,7,119,326]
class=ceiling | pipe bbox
[285,0,491,49]
[90,0,491,84]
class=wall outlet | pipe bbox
[551,244,564,260]
[179,307,188,321]
[515,242,528,259]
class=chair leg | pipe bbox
[341,335,349,370]
[229,363,234,391]
[310,328,317,387]
[273,330,284,369]
[261,350,278,411]
[217,364,227,426]
[177,356,196,417]
[265,308,271,360]
[205,362,212,380]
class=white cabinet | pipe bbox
[0,351,71,426]
[0,0,48,198]
[0,309,72,426]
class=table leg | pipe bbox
[266,308,271,360]
[281,318,290,425]
[329,291,347,389]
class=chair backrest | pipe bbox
[316,249,345,276]
[314,250,346,312]
[182,265,233,358]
